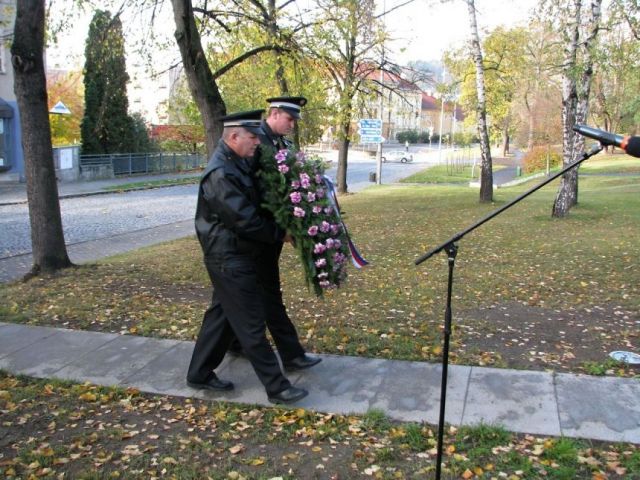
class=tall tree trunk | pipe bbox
[552,0,602,217]
[336,125,350,194]
[502,127,510,157]
[526,94,535,151]
[11,0,72,277]
[171,0,226,158]
[466,0,493,202]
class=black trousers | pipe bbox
[187,257,291,396]
[229,242,305,361]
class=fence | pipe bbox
[79,152,206,179]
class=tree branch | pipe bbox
[212,45,287,79]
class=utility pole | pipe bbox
[438,69,445,164]
[375,0,386,185]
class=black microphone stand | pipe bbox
[415,144,603,480]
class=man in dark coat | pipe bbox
[228,96,322,371]
[186,110,308,404]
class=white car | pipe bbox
[381,151,413,163]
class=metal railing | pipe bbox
[79,152,205,177]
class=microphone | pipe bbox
[573,124,640,158]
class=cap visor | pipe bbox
[243,125,262,135]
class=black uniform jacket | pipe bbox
[195,141,285,261]
[258,120,292,151]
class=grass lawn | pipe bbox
[103,175,200,191]
[2,175,638,376]
[1,372,638,479]
[401,164,507,183]
[581,154,640,174]
[1,168,639,478]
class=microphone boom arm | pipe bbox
[415,144,603,265]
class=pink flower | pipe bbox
[296,151,306,162]
[325,238,335,249]
[290,191,302,204]
[333,239,342,249]
[307,225,319,236]
[319,221,331,233]
[333,252,346,264]
[317,272,329,279]
[315,188,325,198]
[275,150,288,163]
[278,164,289,174]
[319,280,331,289]
[306,192,316,202]
[300,173,311,188]
[315,174,323,184]
[293,207,306,218]
[324,206,333,215]
[312,205,323,214]
[291,180,300,190]
[315,258,327,268]
[314,243,327,254]
[330,224,341,235]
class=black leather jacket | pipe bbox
[194,141,285,261]
[259,120,292,151]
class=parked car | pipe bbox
[381,151,413,163]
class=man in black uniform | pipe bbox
[186,110,308,404]
[228,96,322,371]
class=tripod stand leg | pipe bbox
[435,242,457,480]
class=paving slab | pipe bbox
[0,328,119,378]
[0,323,60,358]
[290,354,389,415]
[370,361,472,425]
[121,341,221,399]
[556,373,640,443]
[462,367,561,436]
[54,334,183,386]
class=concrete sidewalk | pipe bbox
[1,322,638,444]
[0,171,202,206]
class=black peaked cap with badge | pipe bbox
[220,110,264,134]
[266,96,307,120]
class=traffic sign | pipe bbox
[358,118,382,129]
[359,127,383,136]
[360,135,384,143]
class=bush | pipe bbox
[396,130,418,144]
[523,146,562,174]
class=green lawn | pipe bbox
[103,175,200,191]
[401,163,506,183]
[581,154,640,173]
[2,173,639,375]
[1,171,639,478]
[1,372,637,479]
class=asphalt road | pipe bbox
[0,151,436,259]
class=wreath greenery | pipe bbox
[256,147,350,296]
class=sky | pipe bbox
[47,0,540,70]
[44,0,539,122]
[383,0,539,64]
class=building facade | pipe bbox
[0,0,25,182]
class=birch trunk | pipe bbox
[552,0,602,217]
[466,0,493,202]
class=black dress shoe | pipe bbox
[268,386,308,404]
[186,374,234,391]
[283,354,322,371]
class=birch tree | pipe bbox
[465,0,493,202]
[551,0,602,218]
